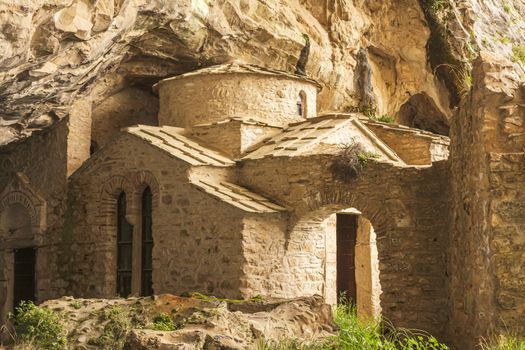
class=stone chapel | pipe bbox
[1,62,456,342]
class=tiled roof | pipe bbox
[153,61,321,92]
[126,125,234,166]
[191,178,286,213]
[243,115,402,162]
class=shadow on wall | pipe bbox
[398,93,450,136]
[91,87,159,149]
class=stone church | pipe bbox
[0,57,523,347]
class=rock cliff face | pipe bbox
[1,0,524,144]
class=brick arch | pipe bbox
[132,171,160,209]
[99,175,132,213]
[291,185,398,237]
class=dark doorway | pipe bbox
[141,187,153,296]
[336,214,357,303]
[13,248,36,309]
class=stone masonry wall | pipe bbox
[158,74,317,128]
[68,135,250,299]
[238,155,450,340]
[449,52,525,349]
[0,120,70,322]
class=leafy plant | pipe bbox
[330,142,378,182]
[150,313,178,331]
[9,301,68,350]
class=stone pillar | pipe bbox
[356,216,381,321]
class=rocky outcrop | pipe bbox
[3,0,524,144]
[39,294,335,349]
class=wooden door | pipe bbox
[14,248,36,309]
[336,214,357,303]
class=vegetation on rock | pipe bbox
[8,301,67,350]
[149,313,178,331]
[87,306,133,350]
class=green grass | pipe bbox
[258,303,449,350]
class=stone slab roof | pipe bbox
[361,118,450,144]
[153,61,321,92]
[126,125,234,167]
[191,178,286,213]
[243,115,402,162]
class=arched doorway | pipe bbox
[290,205,382,321]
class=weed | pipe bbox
[150,313,178,331]
[9,301,68,350]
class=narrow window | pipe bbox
[117,192,133,297]
[141,187,153,296]
[297,91,307,118]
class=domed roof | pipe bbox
[153,61,321,92]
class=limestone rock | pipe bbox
[39,294,337,349]
[2,0,523,144]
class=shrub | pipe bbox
[9,301,68,350]
[88,306,131,350]
[330,142,378,182]
[150,313,178,331]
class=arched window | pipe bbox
[117,192,133,297]
[297,91,308,118]
[141,187,153,296]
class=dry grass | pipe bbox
[330,142,377,182]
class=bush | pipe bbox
[330,142,378,182]
[150,313,178,331]
[9,301,68,350]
